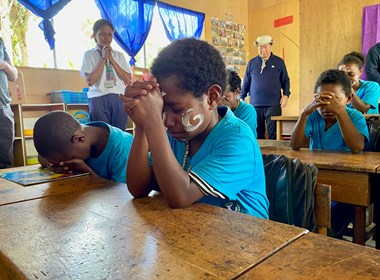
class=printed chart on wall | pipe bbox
[211,15,246,74]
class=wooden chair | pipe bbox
[262,154,331,233]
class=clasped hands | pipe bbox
[121,76,164,128]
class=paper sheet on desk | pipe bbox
[0,167,89,186]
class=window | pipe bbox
[25,0,169,70]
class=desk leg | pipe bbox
[276,121,282,140]
[373,174,380,249]
[353,206,366,245]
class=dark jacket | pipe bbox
[365,43,380,85]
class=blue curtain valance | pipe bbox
[18,0,72,49]
[95,0,155,66]
[157,1,205,41]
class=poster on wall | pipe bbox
[211,16,246,75]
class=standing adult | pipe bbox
[240,35,290,139]
[0,37,18,169]
[81,19,132,131]
[365,42,380,86]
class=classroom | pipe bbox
[1,0,380,278]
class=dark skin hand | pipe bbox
[38,155,96,175]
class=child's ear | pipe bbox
[71,134,85,144]
[206,84,222,109]
[347,92,354,104]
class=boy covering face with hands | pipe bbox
[291,69,369,153]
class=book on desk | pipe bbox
[0,166,89,186]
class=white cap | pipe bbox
[255,35,273,46]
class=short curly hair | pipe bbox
[314,69,352,97]
[338,51,365,69]
[228,70,241,92]
[150,38,227,98]
[33,111,81,158]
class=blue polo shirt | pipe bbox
[149,107,269,219]
[241,53,290,106]
[346,80,380,114]
[304,108,369,151]
[233,100,257,137]
[85,121,133,183]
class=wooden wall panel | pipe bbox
[300,0,380,112]
[248,0,300,116]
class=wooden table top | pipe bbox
[0,177,308,279]
[0,165,114,206]
[272,114,380,121]
[238,232,380,279]
[260,146,380,174]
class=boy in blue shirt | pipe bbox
[291,69,369,238]
[291,69,369,153]
[33,111,133,183]
[122,38,269,218]
[219,70,258,137]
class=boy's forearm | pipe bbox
[144,119,201,208]
[126,126,152,197]
[290,111,308,150]
[350,94,370,114]
[336,112,364,153]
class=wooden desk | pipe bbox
[260,146,380,247]
[238,232,380,279]
[272,114,380,140]
[0,176,308,279]
[271,116,298,140]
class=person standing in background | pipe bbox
[365,42,380,86]
[81,19,132,131]
[0,37,18,169]
[240,35,290,139]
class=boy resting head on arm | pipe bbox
[33,111,133,183]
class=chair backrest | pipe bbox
[262,154,331,232]
[364,116,380,152]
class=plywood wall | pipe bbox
[248,0,300,116]
[299,0,380,111]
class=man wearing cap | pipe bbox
[240,35,290,139]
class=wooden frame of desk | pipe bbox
[260,146,380,247]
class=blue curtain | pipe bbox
[95,0,155,66]
[362,4,380,80]
[18,0,71,50]
[157,1,205,41]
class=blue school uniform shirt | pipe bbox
[150,106,269,219]
[233,100,258,137]
[304,108,369,151]
[85,121,133,183]
[347,80,380,114]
